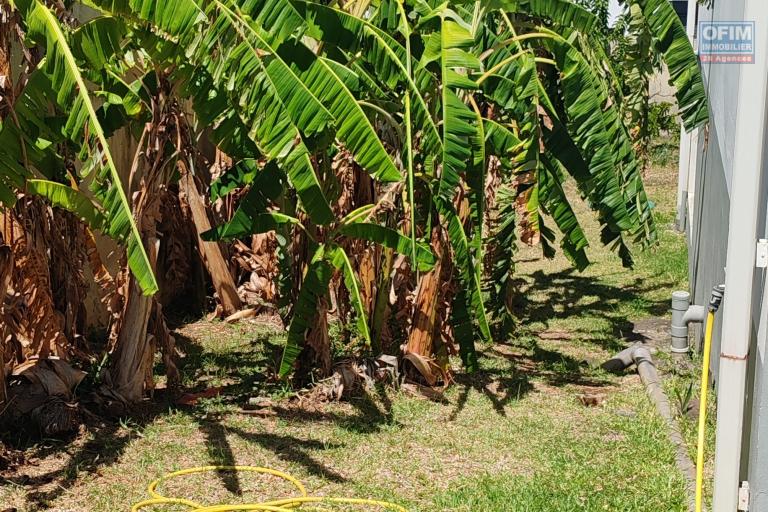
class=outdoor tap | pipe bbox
[708,284,725,313]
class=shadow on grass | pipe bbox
[448,344,613,421]
[168,330,283,400]
[7,263,674,507]
[4,326,287,508]
[197,419,347,495]
[448,369,534,421]
[190,385,402,492]
[263,385,398,435]
[12,400,352,508]
[511,268,672,352]
[8,328,375,508]
[225,426,346,482]
[12,404,166,509]
[446,267,672,420]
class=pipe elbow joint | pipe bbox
[682,305,707,326]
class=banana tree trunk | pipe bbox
[106,272,156,403]
[302,296,331,377]
[368,245,391,354]
[179,171,242,316]
[104,169,160,403]
[104,187,185,404]
[1,7,10,406]
[405,227,445,382]
[0,243,12,405]
[104,110,168,405]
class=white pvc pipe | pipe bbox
[676,123,692,231]
[676,0,700,234]
[712,0,768,509]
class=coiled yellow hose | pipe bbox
[695,311,716,512]
[131,465,409,512]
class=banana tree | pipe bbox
[10,0,157,292]
[101,0,708,383]
[202,166,436,376]
[268,0,707,380]
[0,0,708,392]
[0,2,201,405]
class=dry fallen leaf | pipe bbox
[578,394,606,407]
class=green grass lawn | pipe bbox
[0,161,698,511]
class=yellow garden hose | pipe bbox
[694,285,724,512]
[695,311,715,512]
[131,465,409,512]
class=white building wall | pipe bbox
[681,1,768,509]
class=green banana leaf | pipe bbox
[19,0,158,294]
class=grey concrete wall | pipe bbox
[650,67,677,106]
[687,124,728,373]
[697,1,746,195]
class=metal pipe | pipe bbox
[671,291,707,353]
[712,0,768,507]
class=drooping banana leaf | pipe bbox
[237,0,305,46]
[203,162,289,240]
[83,0,206,46]
[484,183,518,339]
[19,0,158,294]
[171,62,261,161]
[451,285,479,372]
[432,15,482,203]
[216,0,334,138]
[440,201,491,343]
[276,40,401,183]
[426,12,491,347]
[0,70,70,204]
[541,30,654,262]
[197,1,335,224]
[466,100,486,282]
[631,0,709,130]
[279,253,334,377]
[338,223,436,272]
[293,0,443,160]
[71,15,127,72]
[483,118,524,166]
[210,159,261,202]
[208,0,401,217]
[477,13,651,265]
[538,156,590,271]
[26,180,107,229]
[206,212,302,241]
[481,0,598,33]
[90,0,336,225]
